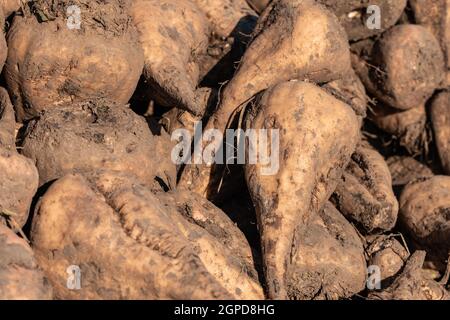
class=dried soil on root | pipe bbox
[21,100,176,189]
[27,0,134,38]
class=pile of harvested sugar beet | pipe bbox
[0,0,449,300]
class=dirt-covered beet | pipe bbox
[319,0,407,41]
[194,0,255,38]
[365,235,410,286]
[0,0,20,71]
[0,88,38,228]
[0,224,53,299]
[387,156,433,188]
[369,251,449,300]
[244,81,359,299]
[249,0,407,41]
[21,100,175,189]
[194,0,258,85]
[130,0,211,116]
[322,70,367,119]
[31,171,263,299]
[399,176,450,269]
[5,0,144,122]
[332,142,398,233]
[287,202,367,300]
[246,0,270,13]
[157,189,263,298]
[369,103,428,155]
[179,0,353,197]
[353,24,445,111]
[431,90,450,174]
[410,0,450,87]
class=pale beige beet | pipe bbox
[387,156,433,188]
[5,0,144,122]
[0,0,21,17]
[179,0,352,197]
[246,0,270,13]
[245,81,359,299]
[332,142,399,233]
[0,224,53,300]
[322,70,368,119]
[0,0,13,72]
[431,90,450,174]
[365,235,409,284]
[369,103,427,155]
[353,25,445,111]
[193,0,257,83]
[130,0,210,116]
[0,88,38,228]
[287,202,367,300]
[410,0,450,87]
[399,176,450,267]
[369,251,449,300]
[319,0,407,41]
[21,100,176,189]
[32,171,263,299]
